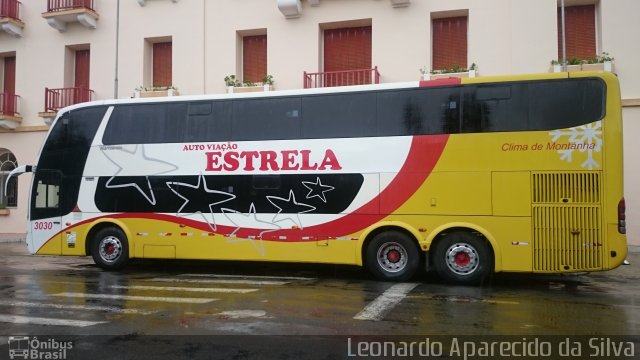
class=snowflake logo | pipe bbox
[549,121,603,170]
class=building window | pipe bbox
[323,25,372,86]
[432,16,468,70]
[153,42,172,87]
[242,34,267,83]
[0,150,18,208]
[557,5,596,60]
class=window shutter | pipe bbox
[243,35,267,83]
[3,57,16,94]
[74,50,90,89]
[558,5,596,60]
[432,16,468,70]
[153,42,172,87]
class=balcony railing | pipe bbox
[303,66,380,89]
[0,0,21,20]
[0,93,20,117]
[47,0,94,12]
[44,87,93,113]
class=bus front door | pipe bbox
[30,170,64,255]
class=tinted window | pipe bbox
[33,106,106,220]
[100,78,605,144]
[459,79,604,133]
[378,87,460,136]
[232,98,301,141]
[529,78,604,130]
[94,174,363,214]
[185,101,232,142]
[302,93,376,138]
[462,84,529,133]
[103,103,187,144]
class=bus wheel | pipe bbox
[365,231,420,281]
[91,227,129,270]
[432,232,492,285]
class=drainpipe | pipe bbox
[114,0,120,98]
[560,0,567,71]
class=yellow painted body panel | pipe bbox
[492,172,531,217]
[143,245,176,259]
[38,234,62,255]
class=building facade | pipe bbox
[1,0,639,245]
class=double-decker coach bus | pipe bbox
[8,71,626,285]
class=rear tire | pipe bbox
[365,231,420,281]
[91,227,129,270]
[432,232,492,285]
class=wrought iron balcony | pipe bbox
[47,0,94,12]
[303,66,380,89]
[0,92,22,129]
[43,87,94,113]
[0,0,24,37]
[42,0,98,32]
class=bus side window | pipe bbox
[528,78,604,130]
[233,98,301,141]
[461,84,528,133]
[423,87,460,135]
[301,93,376,139]
[187,101,232,142]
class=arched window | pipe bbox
[0,150,18,208]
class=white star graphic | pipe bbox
[166,175,236,232]
[102,144,177,205]
[221,203,281,256]
[266,190,316,229]
[301,177,335,203]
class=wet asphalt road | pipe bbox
[0,242,639,359]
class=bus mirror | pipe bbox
[4,165,34,195]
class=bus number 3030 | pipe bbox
[34,221,54,230]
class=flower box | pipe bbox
[134,88,179,98]
[0,209,9,216]
[227,85,273,94]
[429,71,474,80]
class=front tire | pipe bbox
[365,231,420,281]
[91,227,129,270]
[432,232,493,285]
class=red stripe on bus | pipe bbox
[37,134,449,252]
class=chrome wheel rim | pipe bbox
[376,241,408,273]
[99,236,122,263]
[445,243,479,275]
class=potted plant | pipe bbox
[599,52,614,72]
[224,75,240,93]
[261,74,274,91]
[468,63,478,78]
[0,203,8,216]
[550,59,562,73]
[419,66,429,80]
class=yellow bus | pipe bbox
[8,71,626,285]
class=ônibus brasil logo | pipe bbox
[8,336,73,360]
